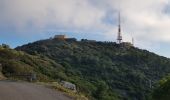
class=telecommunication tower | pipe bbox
[117,12,122,44]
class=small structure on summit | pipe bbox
[54,35,66,40]
[121,42,133,48]
[81,39,96,42]
[54,34,77,42]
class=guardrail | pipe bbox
[6,73,37,82]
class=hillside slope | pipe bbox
[0,45,65,82]
[16,38,170,100]
[151,75,170,100]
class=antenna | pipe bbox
[117,12,122,44]
[132,37,134,46]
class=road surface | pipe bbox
[0,81,73,100]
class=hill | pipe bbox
[16,38,170,100]
[0,44,65,82]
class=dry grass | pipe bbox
[36,82,88,100]
[0,72,6,80]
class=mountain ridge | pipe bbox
[15,38,170,100]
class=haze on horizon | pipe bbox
[0,0,170,57]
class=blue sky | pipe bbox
[1,0,170,58]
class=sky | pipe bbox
[1,0,170,57]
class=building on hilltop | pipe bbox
[54,35,66,40]
[120,42,133,48]
[54,34,77,42]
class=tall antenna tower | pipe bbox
[117,12,122,44]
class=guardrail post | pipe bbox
[0,63,2,72]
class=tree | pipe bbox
[151,76,170,100]
[2,44,10,49]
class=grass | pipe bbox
[36,82,88,100]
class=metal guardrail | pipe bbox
[0,64,2,72]
[0,63,36,82]
[7,73,37,82]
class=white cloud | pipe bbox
[1,0,170,54]
[0,0,107,32]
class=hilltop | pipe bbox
[16,37,170,100]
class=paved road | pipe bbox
[0,81,73,100]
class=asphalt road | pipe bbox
[0,81,73,100]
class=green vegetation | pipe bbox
[151,75,170,100]
[0,44,66,82]
[15,39,170,100]
[0,44,87,99]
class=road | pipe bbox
[0,81,74,100]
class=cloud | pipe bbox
[0,0,107,32]
[1,0,170,53]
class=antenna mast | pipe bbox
[117,12,122,44]
[132,37,134,46]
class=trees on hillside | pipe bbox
[151,76,170,100]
